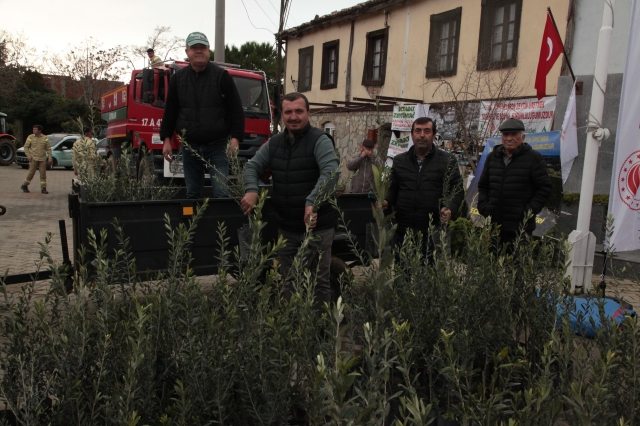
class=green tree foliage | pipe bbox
[211,41,281,96]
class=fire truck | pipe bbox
[100,61,272,178]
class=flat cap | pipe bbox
[499,118,525,132]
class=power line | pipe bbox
[252,0,278,29]
[239,0,276,33]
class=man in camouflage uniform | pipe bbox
[21,125,52,194]
[72,128,99,177]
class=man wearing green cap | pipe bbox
[478,118,552,245]
[160,31,244,199]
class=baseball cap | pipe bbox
[362,139,375,148]
[186,32,210,47]
[499,118,525,132]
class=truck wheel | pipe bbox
[0,138,16,166]
[330,256,349,304]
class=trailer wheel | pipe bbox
[0,138,16,166]
[330,256,349,304]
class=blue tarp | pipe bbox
[556,296,636,338]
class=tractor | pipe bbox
[0,112,17,166]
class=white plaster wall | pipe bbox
[571,0,632,75]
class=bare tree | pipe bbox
[0,31,39,104]
[128,26,183,69]
[49,38,126,105]
[423,59,529,172]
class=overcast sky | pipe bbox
[1,0,363,71]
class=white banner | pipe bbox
[387,133,413,158]
[479,96,556,137]
[560,84,578,183]
[391,104,430,131]
[607,0,640,252]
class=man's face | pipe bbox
[412,122,435,150]
[501,131,525,153]
[33,127,41,136]
[185,44,209,68]
[147,51,154,58]
[282,98,310,133]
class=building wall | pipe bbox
[284,0,570,105]
[310,109,393,178]
[571,0,632,75]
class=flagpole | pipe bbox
[566,0,615,292]
[547,7,576,83]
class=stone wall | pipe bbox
[310,110,393,177]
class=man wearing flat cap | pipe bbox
[160,31,244,198]
[478,118,552,245]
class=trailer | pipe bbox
[68,185,377,297]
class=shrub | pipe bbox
[1,172,639,425]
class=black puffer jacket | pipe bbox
[160,63,244,145]
[385,146,463,232]
[478,143,552,233]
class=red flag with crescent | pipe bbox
[534,13,564,100]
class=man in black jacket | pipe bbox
[160,31,244,199]
[478,118,552,245]
[241,92,339,309]
[382,117,463,264]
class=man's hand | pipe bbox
[241,192,259,215]
[304,206,317,229]
[440,207,452,224]
[229,138,239,155]
[162,138,173,163]
[375,199,389,210]
[28,157,32,163]
[47,159,52,165]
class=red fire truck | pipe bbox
[100,61,272,178]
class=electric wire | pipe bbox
[252,0,278,29]
[239,0,276,33]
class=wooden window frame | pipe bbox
[362,28,388,86]
[321,40,340,90]
[477,0,522,70]
[426,8,462,78]
[298,46,314,92]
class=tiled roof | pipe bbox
[278,0,406,38]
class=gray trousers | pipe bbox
[278,226,334,309]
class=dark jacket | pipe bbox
[477,143,552,233]
[385,145,463,232]
[160,62,244,145]
[269,124,338,232]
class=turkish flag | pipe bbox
[534,13,564,99]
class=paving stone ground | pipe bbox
[0,164,74,276]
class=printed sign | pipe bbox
[388,133,413,158]
[391,104,430,131]
[152,134,162,145]
[479,97,556,137]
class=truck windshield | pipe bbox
[232,76,270,118]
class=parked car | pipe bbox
[15,134,80,170]
[96,138,111,160]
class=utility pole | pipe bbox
[273,0,285,135]
[566,0,615,292]
[214,0,225,63]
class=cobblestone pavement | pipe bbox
[0,164,74,276]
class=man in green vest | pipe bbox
[21,125,52,194]
[241,92,339,309]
